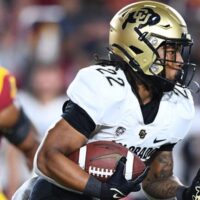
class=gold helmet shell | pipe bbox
[109,1,192,76]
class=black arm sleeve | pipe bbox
[61,100,96,138]
[145,143,176,165]
[159,143,175,151]
[3,108,32,145]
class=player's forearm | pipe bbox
[143,175,184,199]
[36,148,90,192]
[17,127,39,169]
[0,104,19,127]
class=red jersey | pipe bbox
[0,67,17,111]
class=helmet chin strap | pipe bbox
[150,65,200,95]
[149,65,179,92]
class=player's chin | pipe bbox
[166,70,181,83]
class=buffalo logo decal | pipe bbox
[122,8,160,29]
[115,127,126,136]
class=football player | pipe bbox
[0,67,39,198]
[20,1,200,200]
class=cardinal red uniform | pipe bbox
[0,67,17,111]
[0,67,39,199]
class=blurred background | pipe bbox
[0,0,199,199]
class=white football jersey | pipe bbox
[67,64,195,162]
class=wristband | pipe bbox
[83,176,102,198]
[176,186,187,200]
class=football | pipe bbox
[68,140,146,182]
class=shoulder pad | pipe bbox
[67,65,128,123]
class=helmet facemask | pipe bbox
[148,34,197,92]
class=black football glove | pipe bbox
[176,168,200,200]
[100,156,149,200]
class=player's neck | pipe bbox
[137,84,152,105]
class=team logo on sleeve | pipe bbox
[115,127,126,136]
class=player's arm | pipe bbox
[36,118,90,190]
[0,103,39,169]
[142,150,182,199]
[35,100,146,199]
[0,67,39,169]
[142,149,200,200]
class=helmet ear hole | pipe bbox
[129,46,143,55]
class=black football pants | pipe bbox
[29,177,93,200]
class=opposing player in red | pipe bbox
[0,66,39,199]
[18,1,200,200]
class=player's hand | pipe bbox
[100,156,149,200]
[181,168,200,200]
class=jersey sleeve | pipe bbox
[67,65,127,125]
[67,66,106,124]
[0,67,17,111]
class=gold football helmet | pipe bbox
[109,1,196,88]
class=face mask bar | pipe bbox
[157,39,192,67]
[150,35,199,92]
[134,27,199,93]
